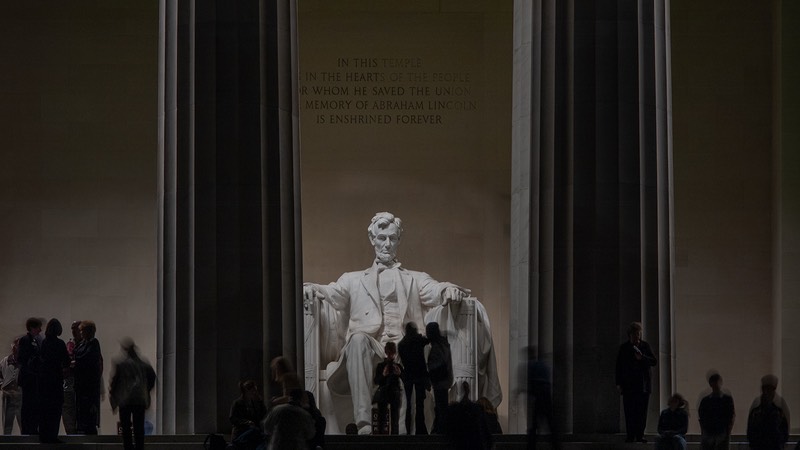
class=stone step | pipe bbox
[0,434,798,449]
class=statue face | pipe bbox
[370,223,401,263]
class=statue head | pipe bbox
[368,212,403,263]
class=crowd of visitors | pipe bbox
[0,317,106,443]
[0,317,156,450]
[1,317,797,450]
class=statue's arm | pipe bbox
[416,272,470,307]
[304,276,352,364]
[304,275,352,311]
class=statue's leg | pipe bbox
[344,333,378,433]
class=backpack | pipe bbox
[203,433,227,450]
[748,401,788,448]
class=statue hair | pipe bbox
[367,212,403,239]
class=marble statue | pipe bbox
[303,212,501,434]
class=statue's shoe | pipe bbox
[358,424,372,435]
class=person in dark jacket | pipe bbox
[109,338,156,450]
[62,320,83,434]
[228,379,267,450]
[698,372,735,450]
[17,317,43,435]
[656,393,689,450]
[374,341,404,435]
[747,375,789,450]
[398,321,430,434]
[477,397,502,435]
[37,319,70,443]
[74,320,102,435]
[426,321,453,435]
[444,381,492,450]
[264,388,315,450]
[615,321,657,443]
[270,356,326,449]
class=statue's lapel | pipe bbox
[397,269,414,315]
[360,266,381,310]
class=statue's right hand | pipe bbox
[303,283,325,304]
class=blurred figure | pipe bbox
[477,397,502,435]
[444,381,492,450]
[18,317,43,435]
[0,337,22,434]
[398,321,430,435]
[263,388,315,450]
[698,372,735,450]
[62,320,82,434]
[656,393,689,450]
[38,319,70,443]
[615,321,657,443]
[270,356,301,406]
[74,320,102,434]
[229,380,267,450]
[373,341,403,435]
[525,346,558,449]
[270,356,326,449]
[747,375,789,450]
[425,321,452,435]
[109,338,156,450]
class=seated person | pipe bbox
[270,356,326,448]
[656,393,689,450]
[477,397,502,435]
[229,380,267,449]
[444,382,492,450]
[264,389,315,450]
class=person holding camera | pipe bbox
[615,321,657,443]
[373,341,403,434]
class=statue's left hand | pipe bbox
[442,286,470,305]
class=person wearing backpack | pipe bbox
[746,374,789,450]
[17,317,43,435]
[109,338,156,450]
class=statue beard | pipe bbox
[376,252,396,264]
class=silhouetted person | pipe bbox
[38,319,70,443]
[263,388,315,450]
[374,341,403,435]
[477,397,502,435]
[444,381,492,450]
[615,321,657,443]
[62,320,82,434]
[656,393,689,450]
[18,317,43,435]
[0,337,22,434]
[425,321,452,435]
[525,346,558,449]
[270,356,325,449]
[74,320,102,434]
[398,321,430,434]
[747,375,789,450]
[228,380,267,450]
[109,338,156,450]
[698,372,735,450]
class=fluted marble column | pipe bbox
[158,0,300,434]
[510,0,674,434]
